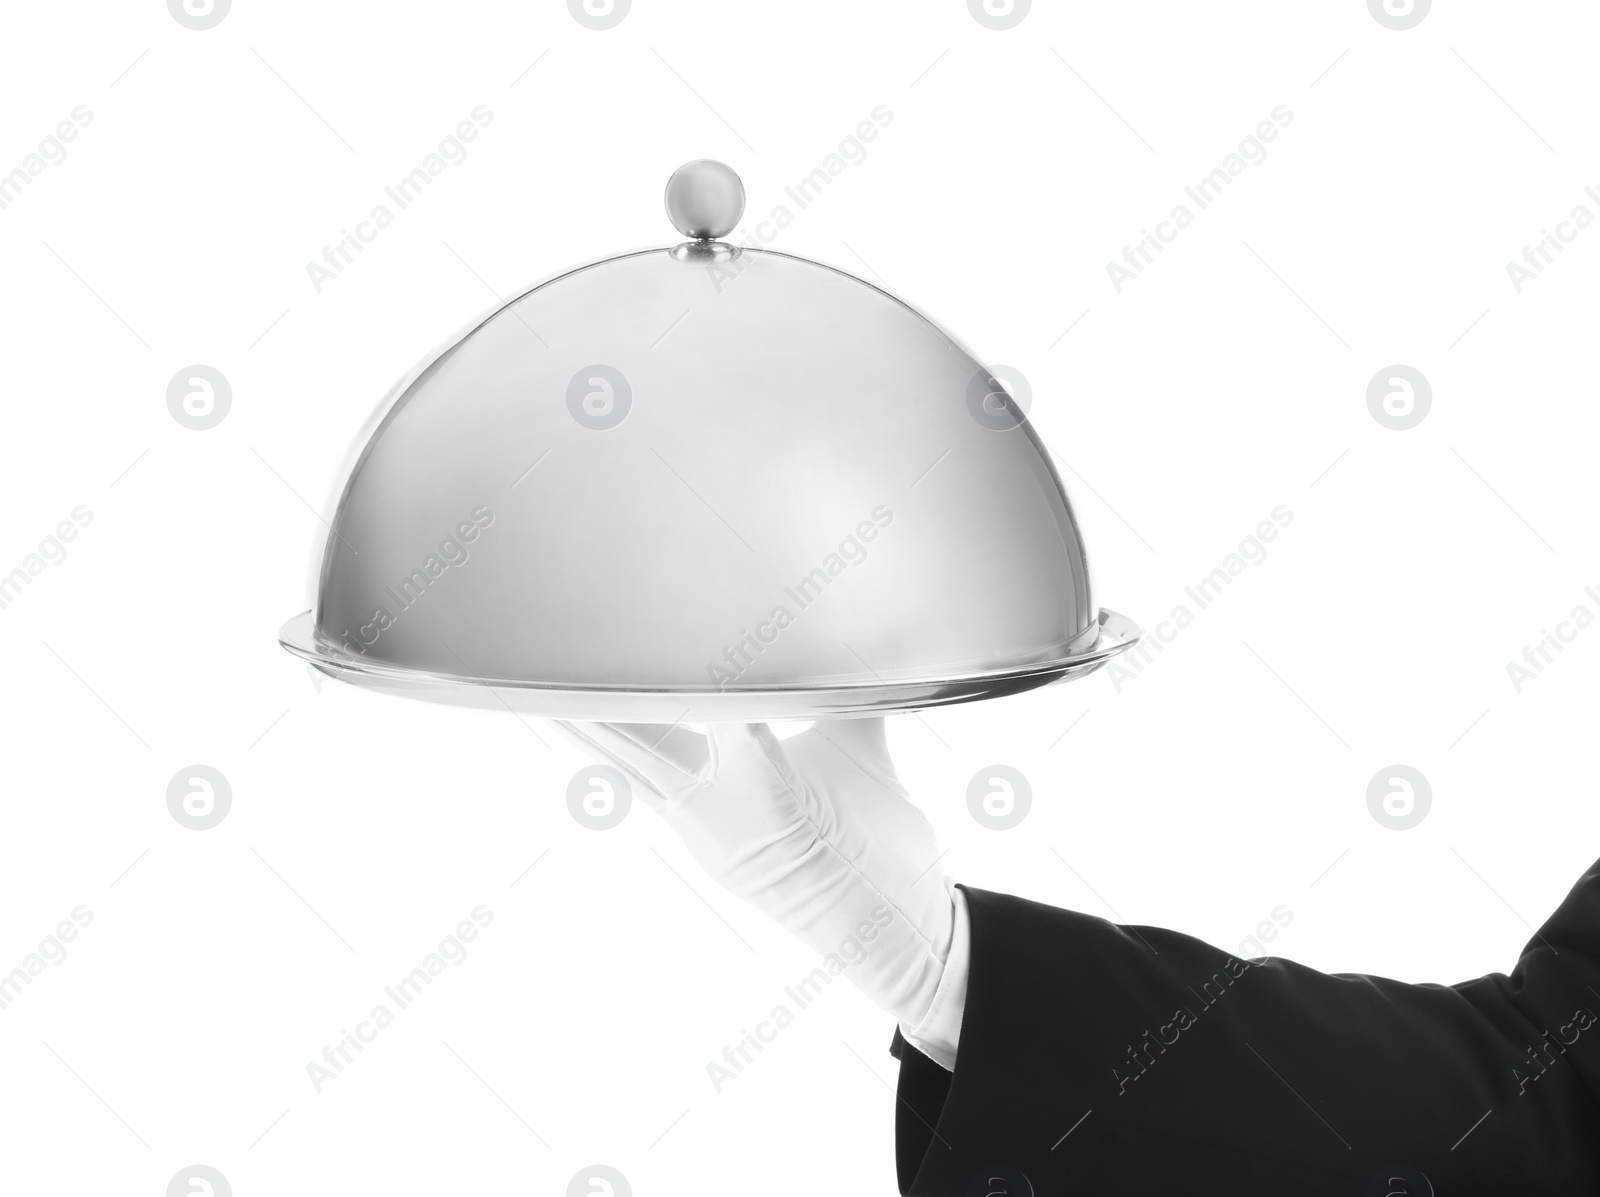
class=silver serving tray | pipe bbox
[280,608,1139,722]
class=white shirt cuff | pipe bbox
[898,882,968,1072]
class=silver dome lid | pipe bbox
[279,162,1140,721]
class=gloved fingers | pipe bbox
[549,720,685,810]
[808,716,899,781]
[705,723,793,787]
[556,719,706,783]
[815,715,889,753]
[594,721,711,777]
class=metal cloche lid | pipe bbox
[279,160,1141,721]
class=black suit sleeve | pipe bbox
[890,863,1600,1196]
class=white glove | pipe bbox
[555,718,961,1056]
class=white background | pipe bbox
[2,1,1597,1194]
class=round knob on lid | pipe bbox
[664,160,744,240]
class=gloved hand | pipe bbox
[554,718,959,1049]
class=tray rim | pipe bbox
[277,608,1141,720]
